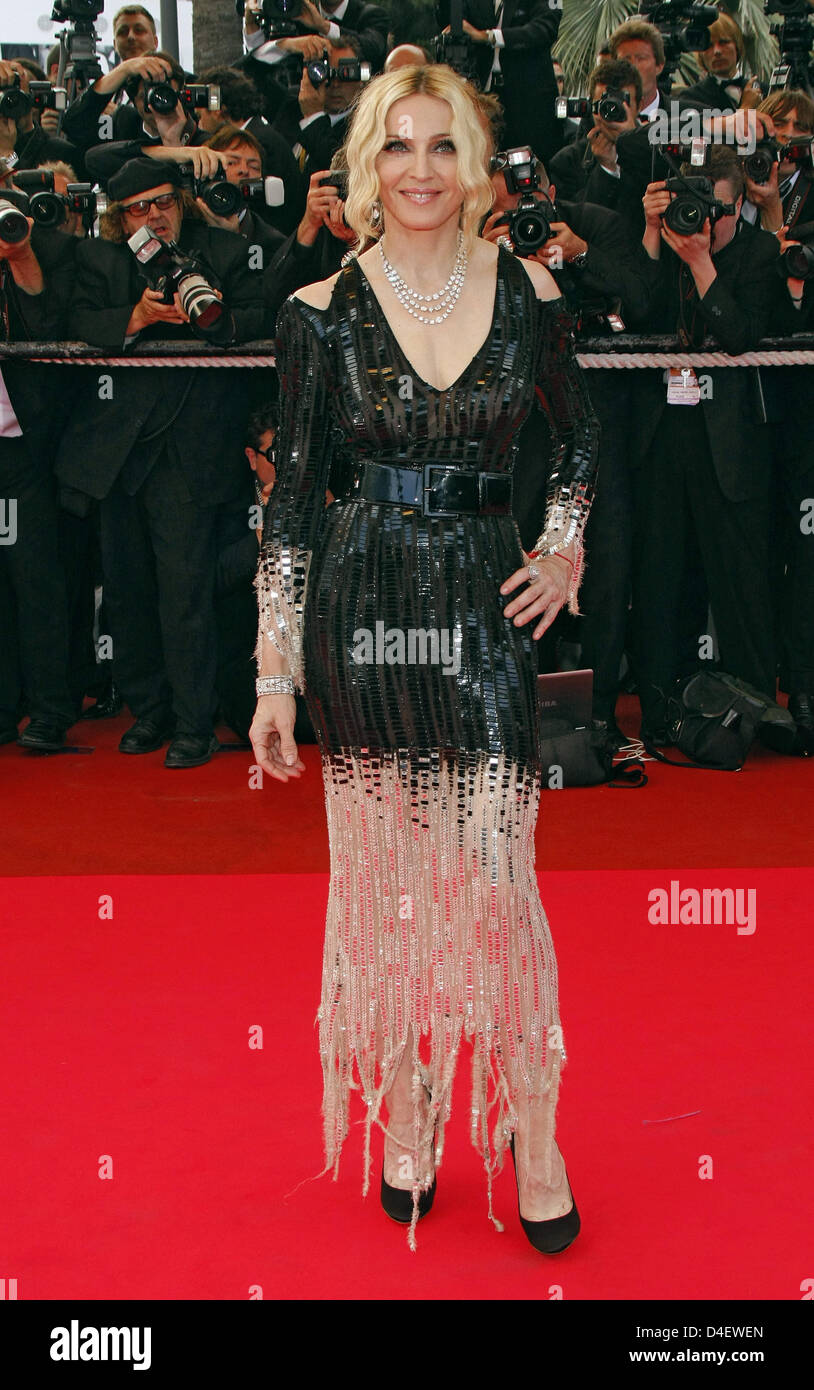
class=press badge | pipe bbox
[667,367,701,405]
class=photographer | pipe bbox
[435,0,562,162]
[240,0,388,72]
[196,68,304,233]
[549,58,643,210]
[270,38,367,178]
[199,125,289,255]
[630,145,780,743]
[83,53,213,188]
[56,158,264,769]
[482,150,654,740]
[679,12,762,113]
[0,59,82,176]
[263,162,357,325]
[750,91,814,749]
[0,183,78,750]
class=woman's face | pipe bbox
[374,94,464,234]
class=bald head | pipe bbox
[384,45,429,72]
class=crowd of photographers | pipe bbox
[1,2,813,766]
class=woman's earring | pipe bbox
[371,200,382,226]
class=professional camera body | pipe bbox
[28,82,68,113]
[177,162,285,218]
[134,82,221,117]
[235,0,304,40]
[743,134,814,182]
[319,171,348,200]
[50,0,103,89]
[556,90,635,124]
[433,0,477,83]
[127,226,225,334]
[305,50,372,87]
[12,169,97,231]
[492,147,555,255]
[662,175,736,233]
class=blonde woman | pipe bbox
[250,63,599,1252]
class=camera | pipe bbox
[556,90,634,124]
[662,176,735,234]
[51,0,102,17]
[305,51,372,86]
[142,82,221,115]
[743,135,814,183]
[197,174,285,217]
[638,1,719,50]
[496,196,555,255]
[28,82,69,113]
[12,169,97,229]
[494,147,540,196]
[781,240,814,276]
[318,171,348,200]
[0,77,32,120]
[0,197,31,244]
[127,226,225,334]
[765,1,814,90]
[235,0,305,39]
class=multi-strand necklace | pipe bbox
[378,231,468,325]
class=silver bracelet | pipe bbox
[256,675,295,696]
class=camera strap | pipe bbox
[784,177,811,234]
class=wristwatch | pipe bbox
[567,249,589,268]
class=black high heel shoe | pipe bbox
[381,1092,437,1224]
[509,1134,580,1254]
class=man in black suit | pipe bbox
[0,201,77,751]
[677,12,761,115]
[271,39,365,180]
[435,0,561,163]
[202,123,299,246]
[549,58,643,210]
[263,165,357,329]
[0,60,82,177]
[483,153,655,740]
[83,53,216,189]
[629,146,780,742]
[57,158,263,768]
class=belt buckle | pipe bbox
[422,463,464,517]
[479,472,512,514]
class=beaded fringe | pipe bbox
[315,747,565,1250]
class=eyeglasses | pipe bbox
[252,445,276,463]
[121,192,178,217]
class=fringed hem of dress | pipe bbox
[315,746,566,1250]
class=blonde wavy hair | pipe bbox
[342,64,494,248]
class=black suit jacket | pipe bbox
[677,73,740,115]
[57,223,263,505]
[549,135,623,210]
[323,0,389,67]
[272,97,350,177]
[61,86,142,152]
[554,198,655,327]
[435,0,559,89]
[85,126,210,189]
[0,227,77,462]
[629,220,780,501]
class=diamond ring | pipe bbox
[527,564,541,581]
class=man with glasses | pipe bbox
[57,158,263,768]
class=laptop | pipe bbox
[536,669,594,730]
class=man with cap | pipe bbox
[57,158,264,768]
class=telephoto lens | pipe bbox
[0,198,31,244]
[199,178,242,218]
[175,271,223,330]
[29,191,66,228]
[743,141,779,185]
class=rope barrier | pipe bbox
[4,337,814,368]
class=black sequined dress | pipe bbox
[257,246,599,1241]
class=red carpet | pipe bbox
[1,869,811,1300]
[1,694,812,876]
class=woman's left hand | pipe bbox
[500,552,571,641]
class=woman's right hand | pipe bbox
[249,694,305,782]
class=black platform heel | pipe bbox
[509,1134,580,1253]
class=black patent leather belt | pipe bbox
[348,459,513,518]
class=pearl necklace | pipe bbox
[378,231,468,325]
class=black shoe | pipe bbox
[592,717,629,753]
[509,1134,580,1254]
[119,716,174,755]
[164,733,219,769]
[640,721,670,747]
[81,684,124,720]
[17,721,68,751]
[789,693,814,756]
[380,1171,437,1224]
